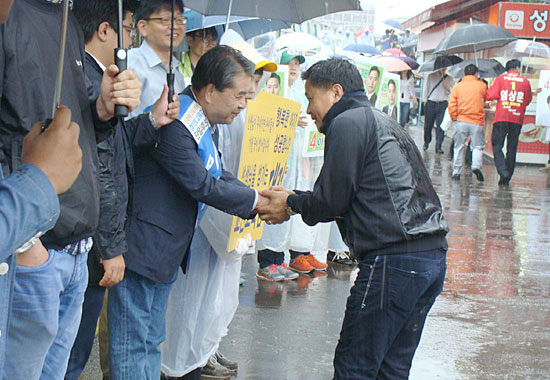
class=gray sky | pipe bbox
[361,0,448,23]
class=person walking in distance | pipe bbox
[486,59,533,186]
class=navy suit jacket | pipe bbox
[125,87,256,283]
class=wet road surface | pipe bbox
[82,124,550,379]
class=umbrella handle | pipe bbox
[167,73,175,104]
[114,48,129,118]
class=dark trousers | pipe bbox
[257,249,308,268]
[65,285,106,380]
[423,100,447,149]
[491,121,522,180]
[333,248,447,380]
[399,102,410,128]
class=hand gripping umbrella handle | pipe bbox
[114,48,129,118]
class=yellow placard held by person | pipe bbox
[227,92,300,252]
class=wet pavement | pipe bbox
[82,123,550,380]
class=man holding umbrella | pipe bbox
[422,67,454,154]
[486,59,533,186]
[0,0,142,378]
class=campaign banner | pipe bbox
[352,55,386,105]
[302,123,325,157]
[227,92,301,252]
[375,72,401,121]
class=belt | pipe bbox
[428,100,447,104]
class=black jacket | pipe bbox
[287,92,448,260]
[84,53,158,285]
[124,86,256,283]
[0,0,116,249]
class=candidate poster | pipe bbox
[375,72,401,121]
[227,92,301,252]
[263,65,289,99]
[352,55,386,106]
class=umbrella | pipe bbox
[417,55,462,73]
[42,0,70,131]
[383,18,402,30]
[504,39,550,59]
[382,48,405,56]
[114,0,128,117]
[434,23,517,55]
[392,55,419,70]
[447,59,505,79]
[184,0,361,24]
[343,43,380,55]
[167,0,176,103]
[374,56,411,72]
[184,11,291,40]
[276,32,323,56]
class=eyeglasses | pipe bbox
[195,36,217,46]
[122,24,135,33]
[144,16,187,26]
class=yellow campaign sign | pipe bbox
[227,92,300,252]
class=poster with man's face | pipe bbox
[263,65,288,98]
[375,72,401,120]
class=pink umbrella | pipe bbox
[374,56,411,72]
[382,48,406,56]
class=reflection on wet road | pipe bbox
[220,125,550,380]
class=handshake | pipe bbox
[255,186,296,225]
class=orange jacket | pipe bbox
[448,75,487,126]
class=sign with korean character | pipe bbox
[227,92,300,252]
[498,3,550,38]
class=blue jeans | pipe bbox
[64,285,106,380]
[333,248,447,380]
[3,249,88,380]
[108,269,176,380]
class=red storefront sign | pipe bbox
[494,2,550,38]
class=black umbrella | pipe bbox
[447,59,505,79]
[417,55,462,73]
[42,0,70,131]
[114,0,128,117]
[392,55,419,70]
[167,0,176,103]
[433,23,517,55]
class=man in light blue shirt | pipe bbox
[0,102,82,372]
[128,0,187,117]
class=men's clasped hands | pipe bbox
[255,186,295,225]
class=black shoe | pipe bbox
[451,174,460,181]
[435,148,444,154]
[201,355,231,379]
[423,143,429,151]
[498,176,510,186]
[327,250,355,266]
[472,169,484,182]
[214,351,238,374]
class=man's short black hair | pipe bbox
[73,0,138,44]
[192,45,255,92]
[505,59,521,72]
[187,26,218,40]
[301,58,364,94]
[388,79,396,89]
[269,72,281,84]
[135,0,183,23]
[369,65,380,78]
[464,64,478,76]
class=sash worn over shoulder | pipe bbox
[177,94,222,224]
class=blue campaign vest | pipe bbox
[145,95,222,224]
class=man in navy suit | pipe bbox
[108,45,266,380]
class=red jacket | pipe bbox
[486,70,532,125]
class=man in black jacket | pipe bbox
[65,2,180,379]
[259,58,449,379]
[0,0,142,378]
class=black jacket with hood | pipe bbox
[0,0,116,249]
[287,91,448,260]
